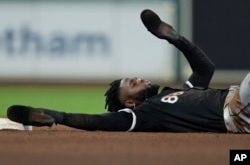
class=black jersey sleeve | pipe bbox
[170,36,215,89]
[60,109,135,131]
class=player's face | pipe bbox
[120,77,151,96]
[119,77,159,108]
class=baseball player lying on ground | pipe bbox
[7,9,250,133]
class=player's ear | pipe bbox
[124,99,136,108]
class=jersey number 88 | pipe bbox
[161,91,184,104]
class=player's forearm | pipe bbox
[56,112,132,131]
[171,36,215,75]
[170,36,215,87]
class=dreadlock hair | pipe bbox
[105,79,125,112]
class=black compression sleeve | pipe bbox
[58,112,132,131]
[170,36,215,88]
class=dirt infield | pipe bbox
[0,125,250,165]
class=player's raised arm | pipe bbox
[7,105,136,131]
[141,9,215,89]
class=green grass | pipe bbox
[0,86,106,117]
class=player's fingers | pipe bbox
[7,105,31,124]
[140,9,161,31]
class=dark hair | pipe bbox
[105,79,125,112]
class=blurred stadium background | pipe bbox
[0,0,249,117]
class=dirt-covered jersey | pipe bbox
[132,87,229,132]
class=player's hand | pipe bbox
[140,9,179,42]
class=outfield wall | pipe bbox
[0,0,179,83]
[191,0,250,84]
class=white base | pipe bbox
[0,118,32,131]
